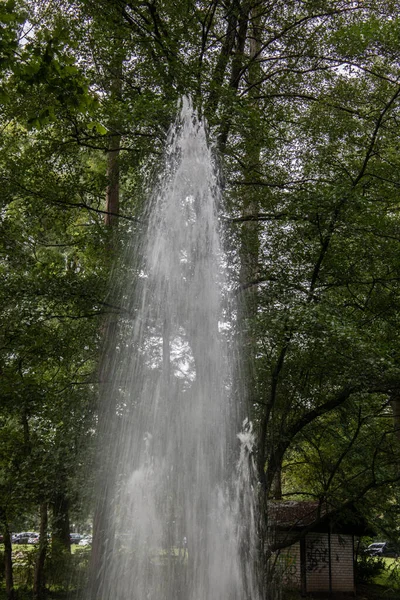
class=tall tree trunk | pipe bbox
[89,46,124,600]
[33,503,48,600]
[3,522,14,600]
[205,0,240,115]
[237,7,268,596]
[238,0,262,444]
[104,48,123,227]
[217,0,251,153]
[104,132,121,226]
[390,392,400,442]
[89,319,119,600]
[271,463,283,500]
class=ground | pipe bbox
[282,583,400,599]
[356,583,400,599]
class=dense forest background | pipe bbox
[2,0,400,598]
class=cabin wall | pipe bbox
[305,532,330,592]
[274,532,355,594]
[331,534,354,593]
[274,534,302,589]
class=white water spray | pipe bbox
[93,97,259,600]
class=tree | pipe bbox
[0,5,109,590]
[2,1,400,597]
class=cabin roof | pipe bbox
[269,500,374,536]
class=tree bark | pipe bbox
[205,0,240,115]
[104,133,121,226]
[88,318,118,600]
[390,392,400,442]
[235,5,265,596]
[33,502,48,600]
[89,46,124,600]
[217,0,251,152]
[3,523,14,600]
[237,0,262,436]
[52,490,70,553]
[104,47,123,227]
[271,463,282,500]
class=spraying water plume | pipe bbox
[91,97,259,600]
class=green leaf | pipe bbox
[87,121,108,135]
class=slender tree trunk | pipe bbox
[238,0,262,440]
[104,48,123,227]
[3,523,14,600]
[52,490,70,553]
[89,46,124,600]
[217,0,251,153]
[390,393,400,442]
[205,0,240,115]
[237,7,270,597]
[104,133,121,226]
[89,319,119,600]
[271,463,282,500]
[34,502,48,600]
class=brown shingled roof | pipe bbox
[269,501,326,528]
[269,501,374,536]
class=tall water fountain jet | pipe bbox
[93,97,259,600]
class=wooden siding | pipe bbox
[274,532,355,594]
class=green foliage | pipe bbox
[356,554,387,585]
[12,546,37,587]
[45,545,88,590]
[1,0,400,595]
[0,0,26,73]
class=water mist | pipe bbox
[92,97,259,600]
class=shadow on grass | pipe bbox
[0,586,85,600]
[281,583,400,599]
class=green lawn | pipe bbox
[12,543,82,554]
[373,557,400,589]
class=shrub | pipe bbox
[12,547,38,586]
[356,554,386,583]
[46,545,91,591]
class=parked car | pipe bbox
[70,533,81,544]
[27,534,39,544]
[365,542,398,557]
[12,532,36,545]
[78,535,92,546]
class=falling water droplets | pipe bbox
[93,97,260,600]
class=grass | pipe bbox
[3,550,399,599]
[280,556,400,599]
[12,543,82,554]
[2,542,90,599]
[357,583,400,599]
[0,590,75,600]
[373,557,400,589]
[282,584,400,600]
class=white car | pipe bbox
[27,534,39,544]
[78,535,92,546]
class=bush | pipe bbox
[383,559,400,589]
[13,547,38,586]
[46,545,91,591]
[356,554,386,583]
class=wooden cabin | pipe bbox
[269,501,372,597]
